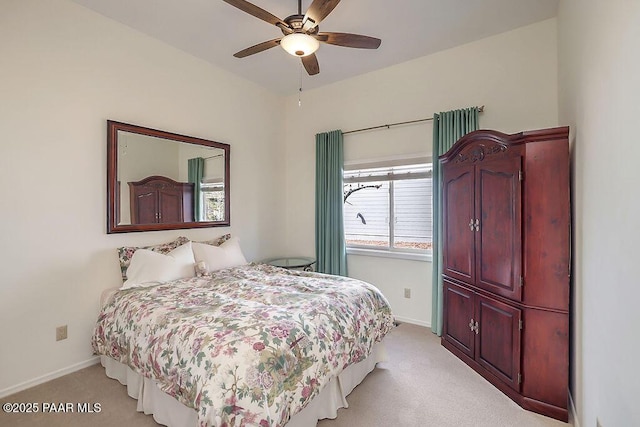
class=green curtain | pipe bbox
[315,130,347,276]
[431,107,480,336]
[188,157,204,221]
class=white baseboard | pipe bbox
[0,356,100,399]
[394,315,431,328]
[569,391,580,427]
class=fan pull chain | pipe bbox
[298,63,303,107]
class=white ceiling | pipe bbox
[70,0,559,95]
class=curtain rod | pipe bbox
[203,154,224,160]
[343,105,485,135]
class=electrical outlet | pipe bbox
[56,325,67,341]
[404,288,411,298]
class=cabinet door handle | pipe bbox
[469,219,474,231]
[469,318,475,331]
[473,321,480,334]
[474,218,480,231]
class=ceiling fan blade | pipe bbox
[302,0,340,31]
[302,54,320,76]
[233,38,281,58]
[316,32,381,49]
[222,0,291,33]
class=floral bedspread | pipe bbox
[92,264,394,427]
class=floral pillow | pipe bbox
[117,236,189,281]
[116,234,232,281]
[198,233,231,247]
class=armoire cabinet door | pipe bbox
[132,189,158,224]
[475,156,523,301]
[475,294,522,391]
[158,187,184,223]
[442,164,476,284]
[443,280,475,358]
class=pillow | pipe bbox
[198,233,231,247]
[192,237,248,273]
[121,241,196,289]
[117,236,189,280]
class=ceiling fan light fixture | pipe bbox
[280,33,319,57]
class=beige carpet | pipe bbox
[0,323,571,427]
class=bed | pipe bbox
[92,236,394,427]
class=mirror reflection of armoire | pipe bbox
[128,175,194,224]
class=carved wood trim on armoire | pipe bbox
[440,126,570,422]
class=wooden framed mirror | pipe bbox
[107,120,230,233]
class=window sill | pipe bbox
[346,247,432,262]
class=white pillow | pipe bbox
[121,241,196,289]
[192,237,248,273]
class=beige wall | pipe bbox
[558,1,640,426]
[282,18,559,326]
[0,0,287,395]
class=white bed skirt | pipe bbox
[100,342,386,427]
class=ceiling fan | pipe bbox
[222,0,382,76]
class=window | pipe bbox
[200,182,225,221]
[343,159,432,258]
[199,154,226,222]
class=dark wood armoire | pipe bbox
[128,175,194,224]
[440,126,570,421]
